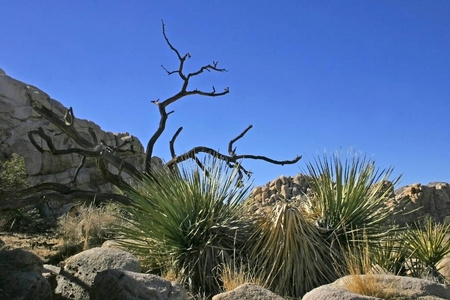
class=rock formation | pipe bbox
[249,174,450,224]
[391,182,450,224]
[0,67,146,194]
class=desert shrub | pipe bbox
[0,154,43,232]
[247,202,337,298]
[220,259,265,292]
[116,159,252,297]
[0,153,27,192]
[401,215,450,283]
[0,207,49,233]
[57,202,122,252]
[304,151,401,249]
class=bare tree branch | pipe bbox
[28,94,143,186]
[20,21,302,211]
[170,127,183,158]
[229,125,253,156]
[166,125,302,177]
[145,22,230,172]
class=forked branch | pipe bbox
[145,21,230,172]
[166,125,302,177]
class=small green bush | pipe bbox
[0,154,38,232]
[0,153,27,192]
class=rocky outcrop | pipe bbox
[390,182,450,224]
[0,68,148,194]
[0,249,53,300]
[247,174,311,216]
[54,247,141,300]
[303,275,450,300]
[91,269,187,300]
[249,174,450,224]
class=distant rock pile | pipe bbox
[392,182,450,224]
[247,174,311,215]
[249,174,450,225]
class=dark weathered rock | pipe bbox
[212,283,284,300]
[0,249,53,300]
[90,269,187,300]
[54,247,140,300]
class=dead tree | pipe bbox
[1,21,300,210]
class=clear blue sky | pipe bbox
[1,1,449,188]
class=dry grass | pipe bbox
[162,267,182,283]
[341,241,405,299]
[220,261,265,292]
[57,202,122,251]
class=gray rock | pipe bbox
[303,285,378,300]
[90,269,187,300]
[212,283,284,300]
[54,247,140,300]
[303,275,450,300]
[0,249,53,300]
[0,70,148,213]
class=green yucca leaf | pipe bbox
[402,216,450,280]
[115,158,252,296]
[305,151,401,244]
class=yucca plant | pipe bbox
[248,202,338,298]
[401,215,450,283]
[370,236,409,276]
[116,159,252,296]
[304,151,401,246]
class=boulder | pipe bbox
[0,249,53,300]
[54,247,140,300]
[0,68,152,215]
[90,269,187,300]
[303,275,450,300]
[212,283,284,300]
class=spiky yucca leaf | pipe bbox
[370,237,408,276]
[401,216,450,282]
[116,159,252,296]
[305,151,401,244]
[248,203,337,298]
